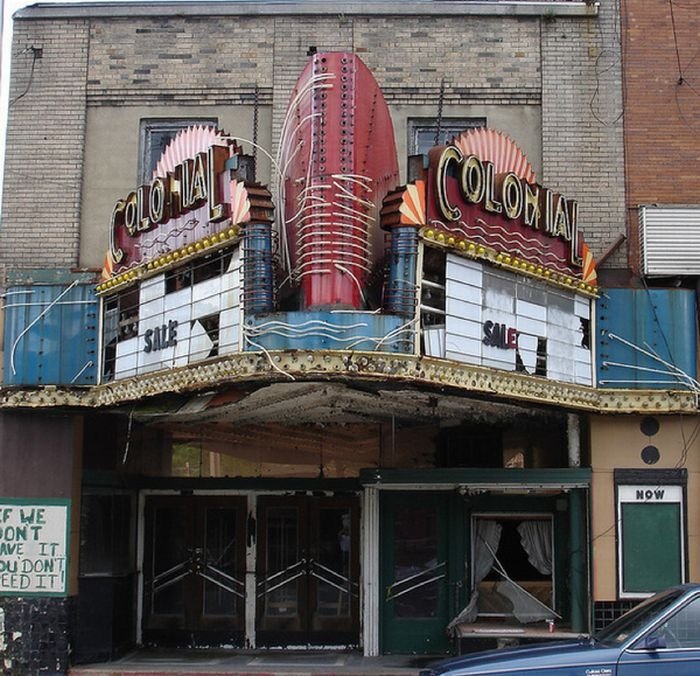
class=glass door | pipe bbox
[142,495,246,646]
[256,496,360,646]
[380,492,458,654]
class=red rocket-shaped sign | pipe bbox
[281,52,400,310]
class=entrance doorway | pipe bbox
[256,495,360,647]
[380,492,460,655]
[142,495,247,646]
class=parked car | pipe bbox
[419,584,700,675]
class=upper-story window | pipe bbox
[139,118,218,183]
[408,117,486,156]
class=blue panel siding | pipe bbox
[244,311,414,353]
[3,284,99,386]
[597,288,697,390]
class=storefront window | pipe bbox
[79,491,135,576]
[472,516,555,622]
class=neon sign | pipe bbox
[109,144,230,267]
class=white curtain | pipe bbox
[473,520,503,583]
[517,520,553,576]
[447,520,502,633]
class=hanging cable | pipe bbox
[669,0,684,83]
[9,47,41,108]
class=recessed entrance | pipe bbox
[140,492,360,649]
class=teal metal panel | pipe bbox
[597,288,697,390]
[3,284,99,386]
[244,311,413,353]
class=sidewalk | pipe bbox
[68,648,440,676]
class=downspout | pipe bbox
[567,414,581,468]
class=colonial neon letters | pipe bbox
[435,146,582,267]
[109,145,229,266]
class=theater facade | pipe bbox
[88,49,602,654]
[3,2,699,674]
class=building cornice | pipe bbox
[0,349,694,415]
[15,1,598,21]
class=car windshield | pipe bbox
[594,588,685,647]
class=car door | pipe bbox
[617,593,700,676]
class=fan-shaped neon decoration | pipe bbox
[153,125,233,177]
[452,127,537,184]
[581,242,597,285]
[399,180,427,226]
[230,180,251,226]
[100,252,113,282]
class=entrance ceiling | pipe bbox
[134,381,559,427]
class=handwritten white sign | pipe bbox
[0,500,69,596]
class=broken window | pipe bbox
[420,246,446,357]
[102,286,140,382]
[449,516,557,633]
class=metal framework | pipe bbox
[0,349,696,414]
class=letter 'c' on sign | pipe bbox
[109,200,126,264]
[436,146,463,222]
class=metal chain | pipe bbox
[434,78,446,146]
[253,82,259,160]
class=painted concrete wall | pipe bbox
[0,411,83,594]
[590,414,700,601]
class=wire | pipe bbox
[668,0,684,83]
[9,48,39,108]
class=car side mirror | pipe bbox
[643,633,666,650]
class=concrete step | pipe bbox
[68,649,436,676]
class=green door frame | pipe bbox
[379,491,465,655]
[366,469,592,653]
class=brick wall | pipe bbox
[622,0,700,274]
[0,20,89,270]
[541,5,626,269]
[86,16,275,107]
